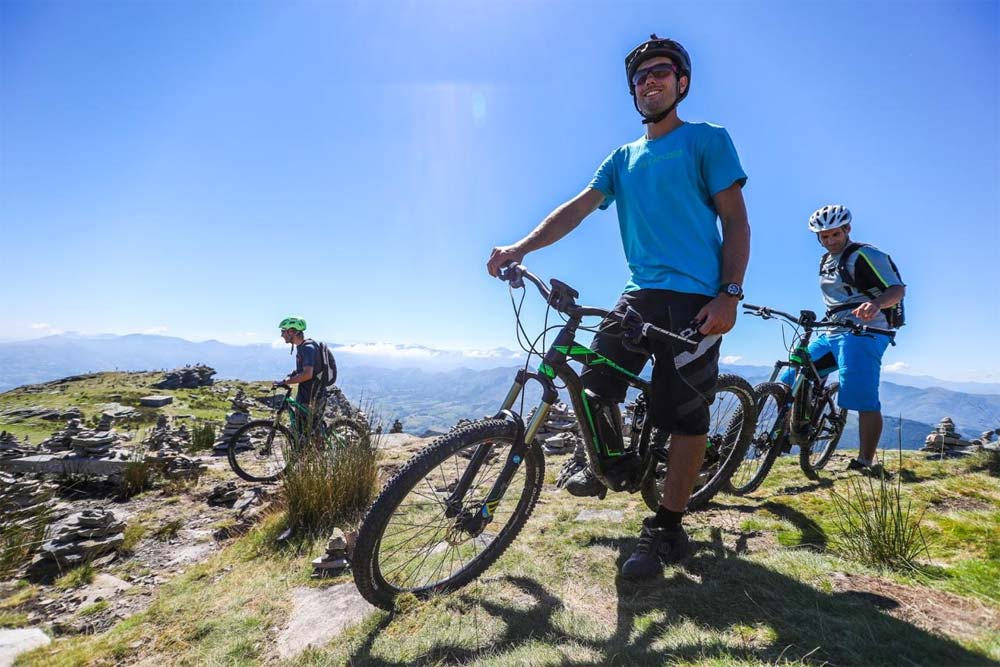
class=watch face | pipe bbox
[727,283,740,296]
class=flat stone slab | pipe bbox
[140,395,173,407]
[574,509,625,523]
[80,573,133,607]
[0,455,131,476]
[0,628,51,667]
[276,584,375,659]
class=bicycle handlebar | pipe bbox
[498,262,699,352]
[743,303,896,342]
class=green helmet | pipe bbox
[278,316,306,332]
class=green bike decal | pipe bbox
[555,345,639,379]
[538,363,556,378]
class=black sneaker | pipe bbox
[564,468,607,499]
[846,458,869,472]
[847,458,892,479]
[621,518,691,580]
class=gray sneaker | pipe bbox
[621,519,691,580]
[564,468,607,499]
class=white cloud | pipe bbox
[29,322,51,330]
[884,361,910,373]
[271,337,289,349]
[721,355,743,364]
[334,343,436,359]
[143,326,168,335]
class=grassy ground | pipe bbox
[0,372,271,444]
[12,446,999,667]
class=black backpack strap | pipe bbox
[818,251,831,277]
[836,242,869,296]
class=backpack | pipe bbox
[820,242,906,328]
[304,339,338,392]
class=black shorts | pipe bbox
[580,289,722,436]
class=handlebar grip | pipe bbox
[643,323,699,353]
[861,325,896,338]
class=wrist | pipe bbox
[718,282,744,300]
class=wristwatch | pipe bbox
[719,282,744,300]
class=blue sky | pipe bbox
[1,0,997,381]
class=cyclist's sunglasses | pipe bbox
[631,63,677,87]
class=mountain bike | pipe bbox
[227,384,368,483]
[727,304,896,494]
[352,264,756,609]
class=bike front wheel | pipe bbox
[325,417,369,446]
[227,419,293,483]
[799,382,846,479]
[728,382,789,495]
[641,374,757,512]
[352,418,544,610]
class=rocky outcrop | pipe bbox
[41,509,125,566]
[153,365,216,390]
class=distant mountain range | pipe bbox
[1,333,998,444]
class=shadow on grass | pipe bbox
[707,500,829,551]
[774,476,834,496]
[344,530,995,666]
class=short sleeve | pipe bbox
[587,151,618,210]
[300,343,318,369]
[855,248,904,288]
[701,128,748,196]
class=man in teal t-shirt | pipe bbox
[487,35,750,580]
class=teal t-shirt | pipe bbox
[588,122,747,296]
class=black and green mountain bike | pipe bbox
[352,264,756,609]
[728,304,896,494]
[227,384,367,483]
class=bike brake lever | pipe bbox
[620,306,645,353]
[499,263,524,289]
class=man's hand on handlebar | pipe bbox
[487,244,525,277]
[695,295,738,335]
[851,301,881,322]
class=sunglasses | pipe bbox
[631,63,677,87]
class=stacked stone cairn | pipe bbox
[212,393,252,454]
[142,415,206,478]
[530,402,583,455]
[920,417,981,457]
[312,528,350,577]
[69,415,119,457]
[972,428,1000,452]
[39,419,85,453]
[0,431,27,459]
[153,364,216,390]
[390,419,404,434]
[41,509,125,566]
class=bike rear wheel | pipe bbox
[326,417,368,446]
[353,418,544,610]
[799,382,846,479]
[227,419,293,483]
[641,374,757,512]
[728,382,789,495]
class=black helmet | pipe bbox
[625,34,692,124]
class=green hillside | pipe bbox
[9,445,999,666]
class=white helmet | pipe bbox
[808,204,852,232]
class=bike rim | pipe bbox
[373,435,530,595]
[231,423,290,480]
[732,392,781,490]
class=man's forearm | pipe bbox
[874,285,905,308]
[517,201,586,253]
[720,216,750,286]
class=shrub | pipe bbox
[0,498,53,579]
[189,421,216,453]
[282,414,380,536]
[118,441,154,499]
[830,455,929,572]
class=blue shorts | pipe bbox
[778,332,891,412]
